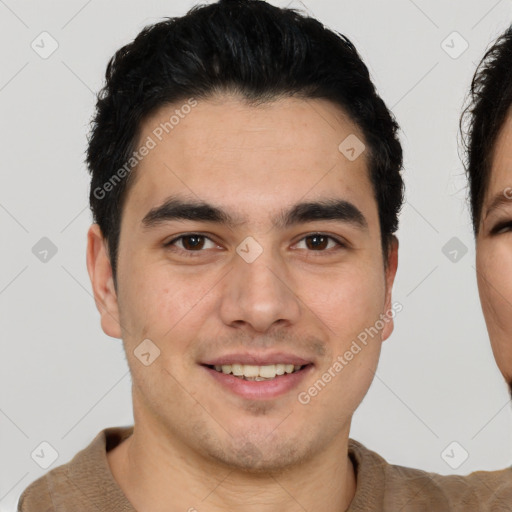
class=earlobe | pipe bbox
[86,224,122,339]
[381,236,399,342]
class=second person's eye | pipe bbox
[490,221,512,235]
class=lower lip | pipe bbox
[202,365,314,400]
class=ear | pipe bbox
[381,235,399,342]
[86,224,122,339]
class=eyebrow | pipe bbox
[484,190,512,220]
[142,196,368,231]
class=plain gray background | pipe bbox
[2,0,512,510]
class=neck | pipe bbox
[108,418,356,512]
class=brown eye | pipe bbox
[305,234,329,250]
[295,233,344,251]
[165,234,217,252]
[180,235,205,250]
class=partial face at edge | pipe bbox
[89,94,398,472]
[476,112,512,389]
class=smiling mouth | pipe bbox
[203,363,311,381]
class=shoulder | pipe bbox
[17,426,134,512]
[348,439,512,511]
[460,467,512,507]
[348,438,452,505]
[17,467,63,512]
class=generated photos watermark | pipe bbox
[297,301,403,405]
[93,98,198,200]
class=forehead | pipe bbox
[124,95,376,224]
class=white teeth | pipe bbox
[259,365,276,378]
[231,364,244,376]
[243,365,259,377]
[211,363,305,379]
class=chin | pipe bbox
[203,433,315,474]
[212,445,307,474]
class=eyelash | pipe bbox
[163,233,346,257]
[490,221,512,235]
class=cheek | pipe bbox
[117,257,225,345]
[296,264,386,350]
[477,244,512,378]
[315,265,384,317]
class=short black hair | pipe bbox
[461,25,512,234]
[86,0,404,281]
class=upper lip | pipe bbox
[201,352,314,367]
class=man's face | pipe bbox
[476,112,512,392]
[90,94,397,471]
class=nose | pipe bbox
[218,244,301,334]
